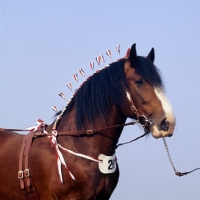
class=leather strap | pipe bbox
[18,130,40,199]
[55,121,137,136]
[18,136,26,190]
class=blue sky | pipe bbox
[1,1,200,199]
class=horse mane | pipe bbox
[56,56,163,130]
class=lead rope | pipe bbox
[163,137,200,176]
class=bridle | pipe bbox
[125,89,152,134]
[123,87,199,176]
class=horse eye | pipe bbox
[135,79,143,86]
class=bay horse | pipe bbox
[0,44,175,200]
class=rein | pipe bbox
[5,124,200,178]
[3,114,200,179]
[55,120,138,136]
[2,119,141,136]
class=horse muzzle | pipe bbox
[150,118,176,138]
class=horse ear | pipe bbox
[147,48,155,63]
[129,43,137,64]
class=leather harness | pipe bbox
[15,91,149,199]
[16,116,150,200]
[18,128,43,200]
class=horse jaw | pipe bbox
[151,88,176,138]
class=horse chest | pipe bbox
[52,168,119,200]
[39,151,118,199]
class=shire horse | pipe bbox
[0,44,175,200]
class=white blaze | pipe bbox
[154,88,174,116]
[152,88,176,138]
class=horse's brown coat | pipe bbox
[0,44,175,200]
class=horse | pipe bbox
[0,43,176,200]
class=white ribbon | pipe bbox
[48,130,104,183]
[49,130,76,183]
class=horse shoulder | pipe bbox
[0,130,25,199]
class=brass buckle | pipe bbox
[24,169,30,177]
[18,171,24,179]
[86,130,93,135]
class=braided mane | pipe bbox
[55,56,163,130]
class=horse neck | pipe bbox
[51,104,127,156]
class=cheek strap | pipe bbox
[126,91,138,114]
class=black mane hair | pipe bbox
[57,56,163,130]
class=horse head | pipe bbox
[123,44,176,138]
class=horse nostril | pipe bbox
[160,119,170,131]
